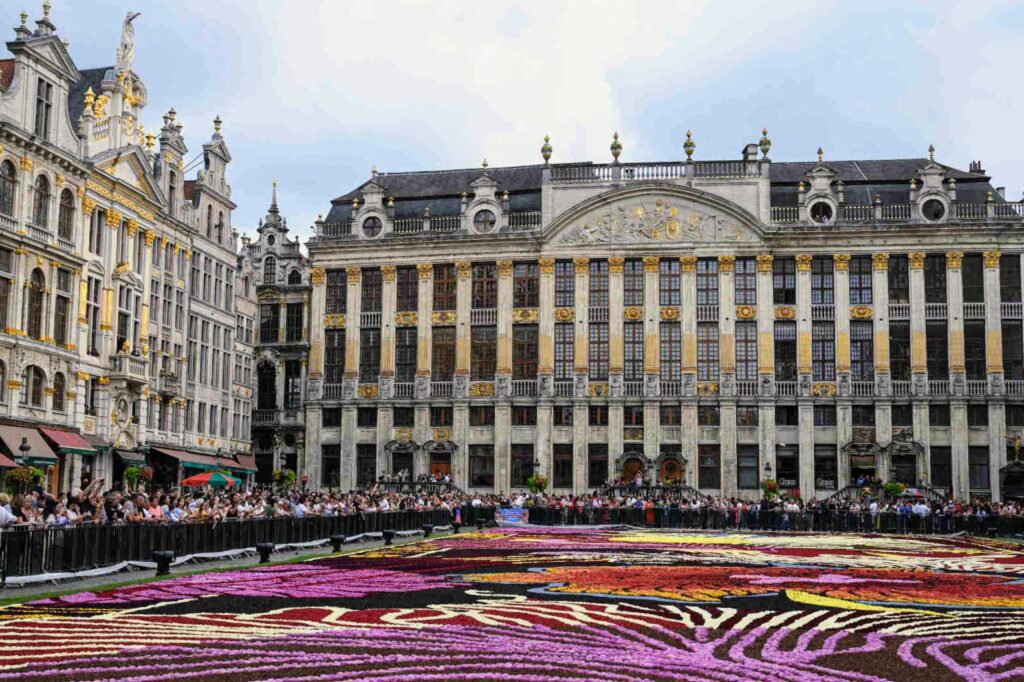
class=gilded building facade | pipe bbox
[301,134,1024,501]
[0,5,256,492]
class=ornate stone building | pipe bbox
[301,133,1024,501]
[0,5,256,492]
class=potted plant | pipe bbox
[884,481,906,498]
[124,465,141,490]
[526,474,548,494]
[6,466,43,494]
[762,478,780,500]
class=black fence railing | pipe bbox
[0,506,496,583]
[525,506,1024,537]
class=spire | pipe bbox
[269,181,279,214]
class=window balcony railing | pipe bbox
[554,380,573,397]
[624,381,644,398]
[1006,380,1024,397]
[810,304,833,321]
[394,382,414,399]
[852,381,874,397]
[470,308,496,325]
[360,311,382,328]
[110,352,148,383]
[888,303,910,320]
[431,381,453,398]
[929,380,949,396]
[776,381,797,397]
[661,380,681,397]
[323,383,344,399]
[962,302,986,319]
[892,380,911,397]
[0,213,16,233]
[1001,302,1023,319]
[511,379,537,397]
[253,409,276,423]
[967,380,987,397]
[736,381,757,397]
[925,303,947,319]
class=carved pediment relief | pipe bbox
[551,187,762,247]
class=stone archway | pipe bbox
[884,430,926,487]
[383,439,420,480]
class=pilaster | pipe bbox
[415,263,432,397]
[537,258,555,396]
[719,401,737,497]
[983,251,1003,391]
[909,252,927,392]
[573,257,589,397]
[872,253,890,394]
[308,268,326,383]
[496,260,514,395]
[642,256,660,395]
[379,265,397,397]
[452,403,469,488]
[455,260,472,395]
[608,403,623,482]
[798,402,815,498]
[834,254,851,393]
[951,401,969,498]
[536,402,552,483]
[573,402,588,493]
[608,257,624,394]
[796,254,813,392]
[680,256,697,395]
[989,401,1006,502]
[718,255,735,396]
[343,267,362,397]
[495,403,511,491]
[755,255,774,393]
[947,252,965,392]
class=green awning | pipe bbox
[116,449,146,465]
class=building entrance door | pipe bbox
[430,450,451,477]
[392,452,414,479]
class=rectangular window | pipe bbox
[660,404,681,426]
[698,444,721,489]
[850,320,874,381]
[814,445,837,490]
[512,406,537,426]
[852,404,875,427]
[929,403,950,426]
[432,326,456,380]
[773,257,796,304]
[553,444,573,488]
[513,262,539,308]
[53,295,69,347]
[361,268,382,312]
[433,263,456,310]
[393,406,415,427]
[968,404,989,427]
[322,408,342,428]
[891,403,913,427]
[735,321,757,381]
[589,260,609,307]
[89,208,104,255]
[396,266,418,311]
[1003,321,1024,380]
[356,444,376,487]
[774,320,797,381]
[1000,255,1022,302]
[623,321,644,381]
[327,270,348,315]
[259,303,279,343]
[470,406,494,426]
[737,405,758,426]
[430,406,453,426]
[697,323,719,381]
[554,260,575,308]
[696,258,719,306]
[623,404,644,426]
[284,360,302,409]
[357,407,378,427]
[472,263,497,308]
[776,447,799,489]
[325,330,345,383]
[286,302,303,342]
[588,322,609,380]
[395,327,417,382]
[589,405,608,426]
[359,328,381,382]
[513,324,538,380]
[888,255,909,304]
[811,257,834,305]
[734,257,757,305]
[962,254,985,303]
[553,405,573,426]
[659,259,681,306]
[623,259,644,307]
[926,320,948,378]
[925,255,947,303]
[930,446,952,489]
[814,405,836,426]
[659,322,681,381]
[775,405,798,426]
[969,446,990,490]
[587,444,608,488]
[320,444,341,488]
[698,404,720,426]
[554,323,574,380]
[469,445,495,488]
[964,320,986,380]
[849,256,873,304]
[471,325,497,380]
[812,321,835,381]
[34,78,53,139]
[890,320,911,381]
[737,445,759,490]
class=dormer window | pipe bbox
[168,171,178,213]
[266,234,276,246]
[263,257,276,284]
[362,216,383,238]
[473,209,497,233]
[288,270,301,285]
[922,198,946,222]
[809,201,833,225]
[34,78,53,140]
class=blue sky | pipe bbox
[31,0,1024,242]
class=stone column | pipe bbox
[872,253,890,394]
[643,256,660,394]
[834,254,851,394]
[343,267,362,397]
[573,401,589,494]
[414,405,430,478]
[644,402,659,464]
[909,252,928,397]
[416,263,433,398]
[340,406,357,488]
[277,301,287,345]
[308,268,326,383]
[913,401,931,485]
[947,252,965,394]
[379,265,397,397]
[875,402,891,482]
[608,257,624,395]
[9,247,26,336]
[680,256,697,395]
[988,401,1006,502]
[454,260,472,396]
[984,251,1004,500]
[718,256,736,397]
[452,403,470,489]
[681,402,698,486]
[951,401,969,498]
[536,402,552,482]
[608,404,623,483]
[796,255,813,393]
[756,255,774,395]
[799,401,815,496]
[495,260,514,396]
[495,403,511,491]
[537,258,555,397]
[759,402,776,490]
[376,405,392,479]
[719,401,737,497]
[573,257,589,397]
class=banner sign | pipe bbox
[496,507,529,525]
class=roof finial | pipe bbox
[213,115,222,134]
[42,1,51,19]
[817,147,824,163]
[19,10,28,27]
[481,158,489,171]
[269,180,279,214]
[758,127,771,158]
[928,143,935,162]
[683,130,695,161]
[371,165,378,178]
[541,135,552,165]
[610,132,622,161]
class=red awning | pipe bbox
[0,452,16,468]
[0,425,57,463]
[40,429,97,455]
[233,454,258,473]
[150,447,225,470]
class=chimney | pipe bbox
[997,187,1005,198]
[741,143,758,162]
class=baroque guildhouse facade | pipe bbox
[303,131,1024,502]
[0,5,256,492]
[241,185,311,481]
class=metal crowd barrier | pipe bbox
[525,506,1024,537]
[0,506,496,584]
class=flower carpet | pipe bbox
[2,527,1024,681]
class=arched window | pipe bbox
[26,268,45,339]
[0,161,16,217]
[288,269,301,285]
[57,188,75,241]
[22,365,45,407]
[52,372,65,412]
[32,175,50,228]
[263,256,276,284]
[206,204,213,238]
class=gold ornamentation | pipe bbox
[850,305,873,319]
[573,257,589,274]
[697,382,719,396]
[811,382,837,397]
[76,371,91,382]
[324,313,346,328]
[469,382,495,397]
[624,306,643,321]
[346,266,362,282]
[7,380,21,389]
[623,428,644,442]
[512,308,539,323]
[433,427,451,441]
[754,254,773,273]
[20,157,33,171]
[395,428,413,443]
[105,209,123,228]
[945,251,963,269]
[660,306,680,321]
[736,305,757,320]
[642,256,659,273]
[775,305,796,320]
[538,257,555,275]
[554,307,574,322]
[497,260,514,277]
[679,255,697,272]
[607,256,624,273]
[125,218,139,236]
[718,255,736,272]
[358,384,379,399]
[833,254,850,270]
[417,263,433,279]
[310,268,326,285]
[83,198,97,214]
[115,261,131,274]
[381,265,397,282]
[432,310,457,325]
[456,260,472,279]
[589,382,609,398]
[98,376,110,386]
[796,254,813,272]
[395,311,418,326]
[908,252,926,269]
[984,251,1001,268]
[55,174,65,187]
[872,253,889,270]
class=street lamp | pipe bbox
[19,437,31,462]
[763,459,773,482]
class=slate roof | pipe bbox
[767,159,984,184]
[0,59,14,91]
[67,66,110,124]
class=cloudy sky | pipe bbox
[36,0,1024,241]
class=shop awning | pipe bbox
[116,449,147,465]
[0,425,57,464]
[231,453,258,473]
[40,429,97,456]
[150,447,227,471]
[0,452,16,468]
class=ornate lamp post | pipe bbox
[763,460,773,485]
[19,437,31,462]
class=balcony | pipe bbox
[158,373,182,397]
[323,383,344,399]
[851,381,874,397]
[929,380,949,396]
[776,381,797,397]
[554,380,573,397]
[394,382,414,398]
[253,409,276,424]
[511,379,537,397]
[967,380,987,397]
[431,381,453,398]
[892,380,911,397]
[888,303,910,320]
[962,302,986,320]
[624,381,644,398]
[736,381,757,397]
[1006,381,1024,397]
[109,352,148,384]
